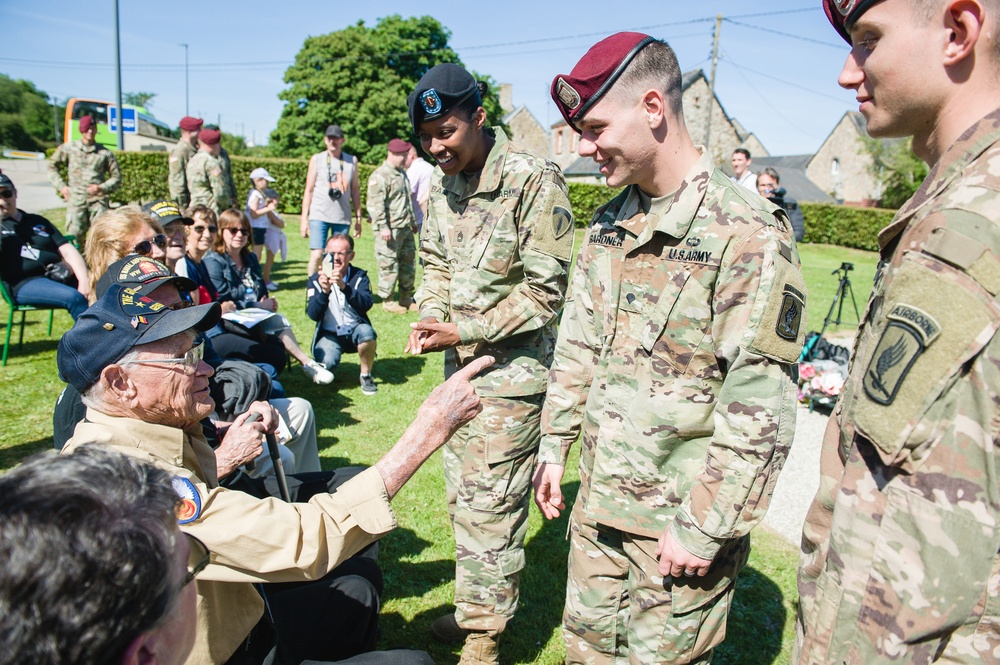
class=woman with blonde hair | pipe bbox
[83,205,166,300]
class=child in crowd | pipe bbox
[245,168,283,291]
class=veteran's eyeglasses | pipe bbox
[122,341,205,375]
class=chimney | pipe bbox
[499,83,514,114]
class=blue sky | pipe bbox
[2,1,855,157]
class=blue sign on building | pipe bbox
[109,107,137,134]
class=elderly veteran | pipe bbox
[58,279,491,665]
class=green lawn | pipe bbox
[1,212,876,664]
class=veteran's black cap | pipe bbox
[407,63,486,132]
[823,0,883,43]
[57,283,220,392]
[142,199,194,228]
[94,255,197,301]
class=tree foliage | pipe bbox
[123,91,156,110]
[0,74,62,150]
[860,135,928,210]
[270,15,507,164]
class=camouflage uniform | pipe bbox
[795,109,1000,665]
[218,146,239,207]
[417,127,574,635]
[47,139,121,238]
[168,139,197,209]
[540,149,803,663]
[367,161,416,300]
[187,151,232,217]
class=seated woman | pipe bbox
[85,204,168,295]
[205,210,334,384]
[177,205,288,374]
[0,174,90,320]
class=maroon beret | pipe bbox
[551,32,657,131]
[823,0,883,44]
[199,128,221,146]
[387,138,412,154]
[78,116,95,133]
[179,116,203,132]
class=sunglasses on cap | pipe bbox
[132,234,168,256]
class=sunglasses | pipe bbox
[0,189,14,199]
[182,533,211,587]
[223,227,249,236]
[133,234,168,256]
[192,225,218,234]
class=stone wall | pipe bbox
[807,114,882,205]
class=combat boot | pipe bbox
[398,295,419,311]
[458,632,499,665]
[430,613,469,644]
[381,301,407,314]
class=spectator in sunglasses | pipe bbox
[85,205,168,300]
[0,173,91,320]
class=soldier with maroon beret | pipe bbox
[169,115,204,209]
[796,1,1000,662]
[536,32,803,663]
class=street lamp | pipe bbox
[180,43,189,116]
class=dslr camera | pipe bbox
[328,187,342,201]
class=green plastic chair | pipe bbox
[1,279,56,366]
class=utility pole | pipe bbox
[113,0,124,150]
[705,14,722,158]
[180,43,189,115]
[51,95,61,144]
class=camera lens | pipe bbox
[328,188,342,201]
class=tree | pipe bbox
[860,135,928,209]
[123,91,156,110]
[0,75,61,149]
[270,15,507,164]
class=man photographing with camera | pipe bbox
[301,124,363,276]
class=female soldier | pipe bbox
[404,63,574,665]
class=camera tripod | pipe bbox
[800,262,859,362]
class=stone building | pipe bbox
[497,83,551,161]
[806,111,894,206]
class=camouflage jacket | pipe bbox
[168,139,197,208]
[218,147,238,206]
[539,149,803,552]
[417,127,574,397]
[366,161,415,231]
[796,110,1000,664]
[187,151,231,216]
[47,140,121,207]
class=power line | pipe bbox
[723,18,844,49]
[718,49,817,138]
[718,54,852,104]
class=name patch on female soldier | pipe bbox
[863,304,940,405]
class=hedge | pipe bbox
[95,152,896,251]
[801,203,895,252]
[106,152,378,215]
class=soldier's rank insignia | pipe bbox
[863,304,940,405]
[552,206,573,239]
[776,284,804,340]
[554,78,581,111]
[420,89,443,116]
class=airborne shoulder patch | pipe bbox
[863,304,940,405]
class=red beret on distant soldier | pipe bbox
[822,0,881,43]
[550,31,656,131]
[387,138,412,154]
[179,116,204,132]
[78,116,95,133]
[198,128,221,146]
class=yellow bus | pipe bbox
[64,98,178,152]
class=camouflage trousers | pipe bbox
[373,227,415,300]
[65,199,109,240]
[563,500,749,664]
[443,393,542,635]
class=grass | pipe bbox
[2,211,877,664]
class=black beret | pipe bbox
[823,0,883,44]
[408,63,485,132]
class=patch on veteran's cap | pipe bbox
[119,288,167,316]
[117,255,171,283]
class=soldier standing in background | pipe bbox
[405,63,574,665]
[367,138,417,314]
[186,128,231,217]
[211,128,239,207]
[168,116,202,208]
[796,1,1000,662]
[47,115,121,240]
[534,33,802,664]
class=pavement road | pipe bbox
[0,158,65,213]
